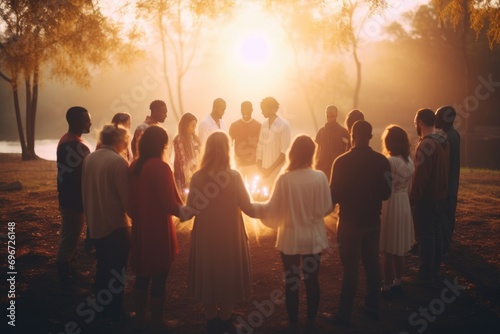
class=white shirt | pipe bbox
[254,168,333,254]
[256,116,291,169]
[198,114,227,145]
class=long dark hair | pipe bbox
[382,125,410,162]
[178,112,200,144]
[133,125,168,175]
[111,112,131,127]
[345,109,364,133]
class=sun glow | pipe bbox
[219,3,288,92]
[234,30,273,69]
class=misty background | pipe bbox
[1,0,499,167]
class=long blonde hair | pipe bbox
[200,132,230,173]
[285,135,316,172]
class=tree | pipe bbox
[262,0,387,130]
[0,0,140,160]
[431,0,500,166]
[319,0,388,109]
[264,0,328,130]
[433,0,500,49]
[136,0,234,122]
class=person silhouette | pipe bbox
[56,106,92,288]
[435,106,460,254]
[256,96,291,193]
[82,124,131,323]
[324,120,391,326]
[314,105,349,180]
[405,108,449,285]
[185,132,256,334]
[131,100,168,160]
[198,98,227,146]
[229,101,261,182]
[254,135,332,333]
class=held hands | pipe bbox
[259,166,272,179]
[179,205,198,222]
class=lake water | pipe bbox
[0,139,97,161]
[2,136,499,169]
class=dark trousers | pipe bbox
[337,227,380,321]
[413,200,445,277]
[92,227,131,319]
[442,195,457,254]
[135,271,169,297]
[280,253,321,322]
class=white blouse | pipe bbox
[254,168,333,254]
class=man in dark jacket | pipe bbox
[314,105,349,181]
[435,106,460,254]
[407,108,449,285]
[324,120,391,326]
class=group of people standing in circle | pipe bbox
[55,97,459,334]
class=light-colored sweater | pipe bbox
[82,146,130,239]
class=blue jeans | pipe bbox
[337,227,380,321]
[413,200,445,278]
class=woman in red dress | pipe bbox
[128,125,183,332]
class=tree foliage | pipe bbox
[319,0,389,109]
[0,0,141,160]
[136,0,234,122]
[262,0,388,127]
[430,0,500,166]
[432,0,500,49]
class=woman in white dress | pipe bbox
[380,125,415,298]
[254,135,333,333]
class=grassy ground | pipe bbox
[0,153,499,333]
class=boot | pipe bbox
[57,261,88,296]
[56,261,71,283]
[305,318,318,334]
[133,290,149,330]
[219,317,237,334]
[69,261,89,281]
[149,296,178,333]
[206,317,219,334]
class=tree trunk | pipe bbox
[288,31,319,131]
[177,72,185,117]
[23,76,37,160]
[352,47,362,109]
[348,3,361,110]
[158,14,180,123]
[28,65,40,159]
[461,0,470,168]
[12,83,29,160]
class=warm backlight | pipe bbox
[234,31,273,69]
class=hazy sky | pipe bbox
[0,0,459,156]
